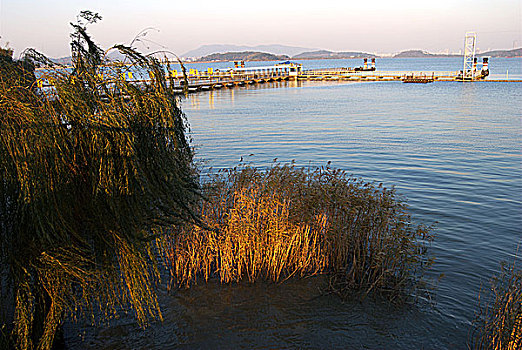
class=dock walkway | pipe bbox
[36,67,521,94]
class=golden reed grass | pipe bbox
[471,256,522,350]
[168,164,433,301]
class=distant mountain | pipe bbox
[49,47,521,66]
[199,51,290,62]
[292,50,378,59]
[393,50,459,58]
[49,51,128,66]
[183,44,315,58]
[480,48,522,57]
[393,48,522,58]
[51,56,72,65]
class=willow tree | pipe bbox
[0,12,199,349]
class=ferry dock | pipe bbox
[154,58,520,94]
[35,58,522,94]
[36,32,522,92]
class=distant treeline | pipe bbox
[50,47,521,65]
[392,48,522,58]
[196,48,522,62]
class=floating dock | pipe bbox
[36,59,522,95]
[159,70,520,94]
[148,58,519,94]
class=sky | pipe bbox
[0,0,520,58]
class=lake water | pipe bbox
[65,58,521,349]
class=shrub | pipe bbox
[169,163,433,302]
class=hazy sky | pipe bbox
[1,0,520,58]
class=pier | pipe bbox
[157,68,521,94]
[35,59,521,95]
[134,58,519,94]
[171,69,294,93]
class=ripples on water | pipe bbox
[65,59,521,349]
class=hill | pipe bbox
[51,56,72,65]
[393,50,459,58]
[292,50,378,59]
[199,51,290,62]
[49,51,128,66]
[480,48,522,57]
[393,48,522,58]
[183,44,315,58]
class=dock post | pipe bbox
[481,57,488,73]
[371,58,375,70]
[364,58,368,70]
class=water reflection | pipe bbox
[65,277,450,349]
[208,91,214,109]
[179,80,521,349]
[63,69,522,349]
[188,94,200,110]
[186,79,361,109]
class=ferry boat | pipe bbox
[402,75,434,83]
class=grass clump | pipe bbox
[471,255,522,350]
[169,163,433,302]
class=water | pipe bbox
[65,58,522,349]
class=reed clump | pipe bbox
[169,163,433,301]
[471,257,522,350]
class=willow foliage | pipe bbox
[1,12,199,349]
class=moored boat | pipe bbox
[402,75,434,83]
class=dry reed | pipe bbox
[471,255,522,350]
[169,163,433,301]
